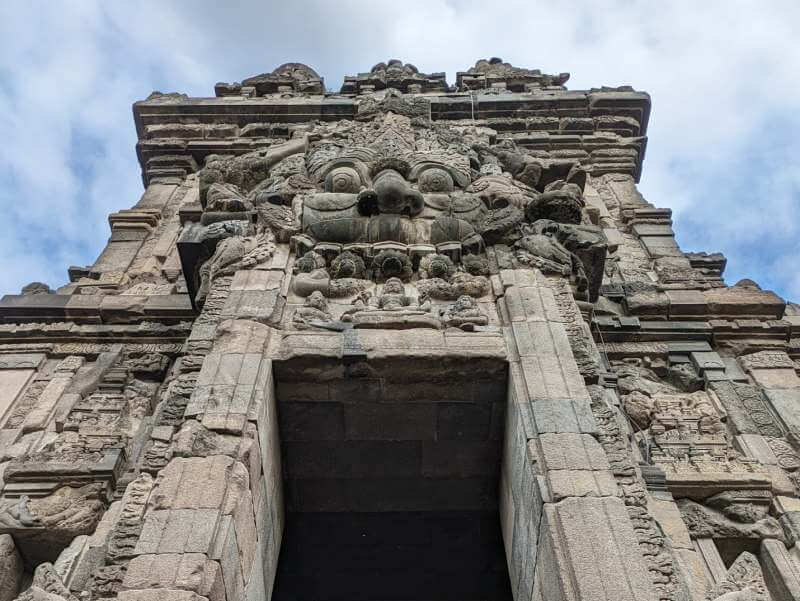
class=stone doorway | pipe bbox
[271,353,510,600]
[272,512,511,601]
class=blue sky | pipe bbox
[0,0,798,300]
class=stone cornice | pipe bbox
[132,89,651,185]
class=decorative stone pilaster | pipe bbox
[499,268,656,601]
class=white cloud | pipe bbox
[0,0,798,299]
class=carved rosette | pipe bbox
[372,250,413,282]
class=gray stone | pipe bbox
[780,512,800,547]
[647,493,693,550]
[760,538,800,601]
[531,398,598,434]
[535,433,609,471]
[122,553,224,601]
[540,469,619,501]
[134,509,220,555]
[538,497,656,601]
[2,54,793,601]
[118,591,210,601]
[0,534,22,601]
[765,388,800,436]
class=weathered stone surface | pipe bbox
[0,534,22,601]
[5,56,798,601]
[764,388,800,439]
[134,509,220,555]
[122,553,224,601]
[106,474,154,564]
[14,562,76,601]
[760,538,800,601]
[646,493,693,550]
[537,497,655,601]
[535,433,609,471]
[530,398,597,434]
[706,550,770,601]
[779,512,800,547]
[678,498,784,541]
[149,456,242,511]
[118,591,210,601]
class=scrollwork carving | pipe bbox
[705,552,769,601]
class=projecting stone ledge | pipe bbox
[274,328,508,382]
[0,294,194,324]
[537,497,656,601]
[624,284,786,320]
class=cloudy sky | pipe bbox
[0,1,798,300]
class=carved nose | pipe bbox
[373,170,424,216]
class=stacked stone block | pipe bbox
[0,57,798,601]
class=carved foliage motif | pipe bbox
[705,552,769,601]
[15,562,77,601]
[587,385,685,600]
[677,498,782,541]
[85,473,154,598]
[4,379,47,429]
[710,381,784,438]
[739,350,795,371]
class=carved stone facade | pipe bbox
[0,58,797,601]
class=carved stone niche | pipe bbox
[513,220,607,302]
[177,220,251,310]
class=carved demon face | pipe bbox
[184,104,602,308]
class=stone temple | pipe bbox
[0,57,799,601]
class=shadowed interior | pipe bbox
[272,512,512,601]
[273,357,511,600]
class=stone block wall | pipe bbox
[0,58,798,601]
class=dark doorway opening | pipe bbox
[715,537,762,568]
[272,511,512,601]
[272,355,511,600]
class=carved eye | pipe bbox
[419,168,454,193]
[325,167,362,193]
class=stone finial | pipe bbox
[341,59,448,94]
[457,57,570,91]
[734,278,762,289]
[20,281,53,295]
[143,91,189,103]
[215,62,324,97]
